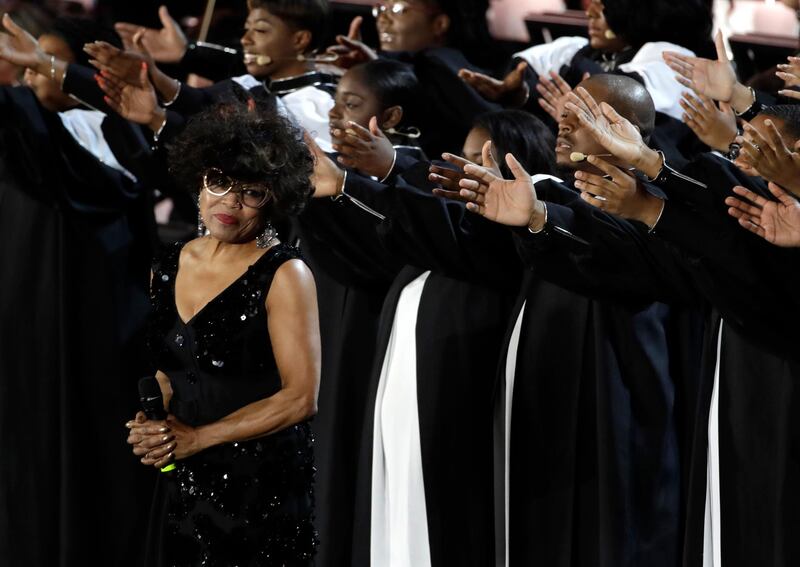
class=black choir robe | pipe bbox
[522,167,800,567]
[333,162,695,567]
[0,86,155,567]
[293,147,426,567]
[301,163,519,566]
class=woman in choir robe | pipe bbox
[431,77,698,567]
[298,58,425,567]
[454,83,800,567]
[326,0,501,157]
[0,15,155,567]
[304,115,540,566]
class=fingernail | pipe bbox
[162,435,171,442]
[442,153,450,159]
[159,427,169,433]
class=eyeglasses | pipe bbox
[372,1,439,18]
[203,169,271,209]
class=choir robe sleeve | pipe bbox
[297,190,404,287]
[337,161,522,287]
[515,178,701,306]
[520,178,800,351]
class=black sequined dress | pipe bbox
[145,241,317,566]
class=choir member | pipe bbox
[452,80,800,566]
[0,14,155,567]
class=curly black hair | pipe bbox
[167,101,314,220]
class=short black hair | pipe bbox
[349,59,422,126]
[761,105,800,142]
[581,74,656,142]
[473,110,557,178]
[247,0,331,52]
[603,0,712,55]
[168,101,314,220]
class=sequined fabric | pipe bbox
[147,242,317,566]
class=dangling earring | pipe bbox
[197,200,207,237]
[256,222,278,249]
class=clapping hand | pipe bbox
[679,91,737,152]
[96,62,164,130]
[114,5,187,63]
[325,16,377,69]
[738,120,800,196]
[458,61,530,108]
[726,183,800,247]
[431,140,502,202]
[84,35,153,87]
[332,117,396,179]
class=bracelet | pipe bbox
[163,79,181,107]
[642,150,667,183]
[331,169,348,201]
[378,149,398,183]
[527,202,548,234]
[734,86,763,122]
[152,113,168,143]
[49,55,56,81]
[647,199,666,233]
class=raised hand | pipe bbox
[564,86,660,176]
[307,133,346,198]
[726,183,800,247]
[458,61,530,108]
[738,120,800,196]
[679,91,737,152]
[97,62,164,130]
[574,155,665,228]
[325,16,377,69]
[536,71,588,122]
[777,55,800,99]
[431,140,501,202]
[0,13,48,70]
[663,31,737,102]
[332,117,396,179]
[84,39,152,86]
[457,152,547,229]
[114,5,188,63]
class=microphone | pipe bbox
[137,376,176,473]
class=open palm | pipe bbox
[663,31,736,102]
[0,14,46,70]
[460,153,541,227]
[564,87,646,166]
[726,183,800,247]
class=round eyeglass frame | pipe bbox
[202,168,271,209]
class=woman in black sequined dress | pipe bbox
[125,102,321,566]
